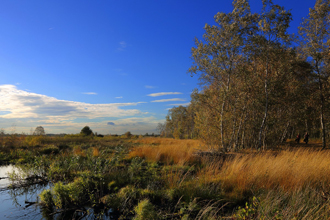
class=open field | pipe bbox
[1,135,330,219]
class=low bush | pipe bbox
[133,199,158,220]
[39,189,54,209]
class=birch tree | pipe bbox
[250,0,292,149]
[299,0,330,149]
[189,0,257,151]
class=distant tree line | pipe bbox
[161,0,330,151]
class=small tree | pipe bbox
[156,123,166,137]
[33,126,45,136]
[80,126,93,136]
[124,131,132,138]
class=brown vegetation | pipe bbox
[129,137,203,165]
[130,138,330,193]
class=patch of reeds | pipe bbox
[129,138,204,165]
[197,149,330,193]
[7,135,330,219]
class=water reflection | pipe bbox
[0,166,116,219]
[0,165,46,219]
[0,165,18,187]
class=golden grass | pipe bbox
[73,146,86,157]
[198,149,330,193]
[129,137,204,165]
[129,138,330,194]
[92,147,100,157]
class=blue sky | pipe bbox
[0,0,315,135]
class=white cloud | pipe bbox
[119,41,127,48]
[115,96,123,99]
[83,92,97,95]
[0,85,144,120]
[147,92,182,97]
[145,85,156,89]
[167,102,191,106]
[151,98,186,103]
[104,116,164,134]
[48,116,164,135]
[0,85,170,134]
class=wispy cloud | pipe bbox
[151,98,186,103]
[118,41,127,51]
[145,85,156,89]
[82,92,97,95]
[115,96,123,99]
[167,102,191,106]
[48,27,54,30]
[147,92,182,97]
[114,68,128,76]
[119,41,126,47]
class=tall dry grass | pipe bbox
[129,138,204,165]
[130,138,330,201]
[198,149,330,193]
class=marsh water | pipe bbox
[0,165,47,219]
[0,165,116,220]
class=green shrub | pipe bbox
[100,194,121,210]
[53,182,71,209]
[118,185,140,201]
[133,199,158,220]
[24,136,45,147]
[39,189,54,208]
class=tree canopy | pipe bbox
[162,0,330,151]
[33,126,45,136]
[80,126,93,136]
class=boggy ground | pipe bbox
[1,135,330,219]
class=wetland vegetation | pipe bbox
[1,134,330,219]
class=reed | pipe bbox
[129,138,204,165]
[197,149,330,193]
[92,147,100,157]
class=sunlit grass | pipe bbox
[3,135,330,218]
[130,138,330,195]
[128,137,204,165]
[197,148,330,194]
[92,147,100,157]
